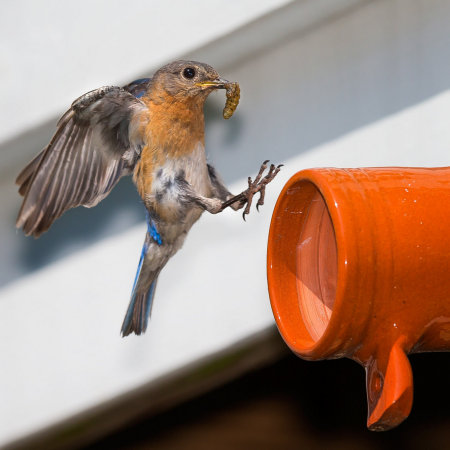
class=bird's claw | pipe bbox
[219,161,282,218]
[240,161,282,220]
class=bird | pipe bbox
[15,60,281,337]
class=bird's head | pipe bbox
[150,60,229,101]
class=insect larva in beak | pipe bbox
[223,82,240,119]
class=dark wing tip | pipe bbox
[16,192,54,238]
[16,151,45,195]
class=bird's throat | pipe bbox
[143,93,206,156]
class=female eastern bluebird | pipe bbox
[16,60,280,337]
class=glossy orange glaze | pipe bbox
[267,167,450,431]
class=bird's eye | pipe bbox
[183,67,196,79]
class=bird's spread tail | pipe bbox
[121,277,158,337]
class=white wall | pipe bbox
[0,0,292,145]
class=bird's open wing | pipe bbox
[16,85,149,237]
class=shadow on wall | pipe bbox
[15,177,144,274]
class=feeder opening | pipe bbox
[296,188,337,342]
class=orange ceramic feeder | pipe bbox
[267,167,450,431]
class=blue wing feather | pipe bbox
[123,78,151,99]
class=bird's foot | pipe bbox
[220,160,283,220]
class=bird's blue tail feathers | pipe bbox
[121,213,162,337]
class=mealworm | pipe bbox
[223,82,240,119]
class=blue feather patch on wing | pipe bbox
[123,78,151,99]
[134,91,146,99]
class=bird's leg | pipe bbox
[180,161,281,217]
[220,160,282,220]
[178,178,224,214]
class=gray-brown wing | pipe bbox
[16,86,148,237]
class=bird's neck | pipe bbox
[143,91,206,156]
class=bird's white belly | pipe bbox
[148,142,210,226]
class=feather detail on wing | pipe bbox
[16,86,149,237]
[123,78,151,99]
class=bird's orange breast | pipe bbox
[133,91,206,202]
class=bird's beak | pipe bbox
[195,77,229,89]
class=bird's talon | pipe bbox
[226,160,281,219]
